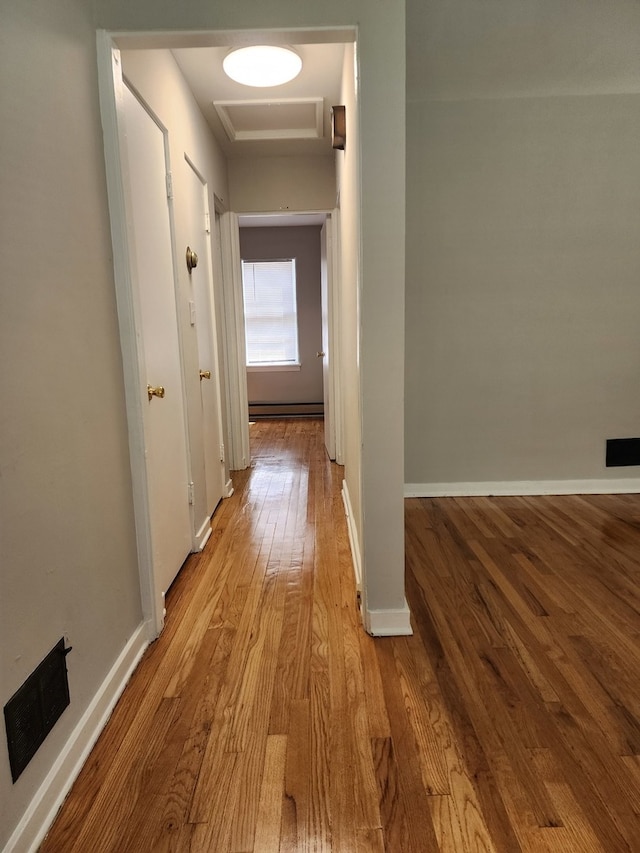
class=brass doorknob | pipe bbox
[316,351,325,358]
[199,370,211,380]
[186,246,198,273]
[147,385,165,401]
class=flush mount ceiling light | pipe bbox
[223,46,302,88]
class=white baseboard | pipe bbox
[364,601,413,636]
[405,479,640,498]
[4,624,148,853]
[341,479,362,591]
[195,517,212,551]
[224,478,234,498]
[341,481,412,637]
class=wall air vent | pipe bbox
[606,438,640,467]
[4,638,72,782]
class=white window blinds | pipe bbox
[241,259,299,366]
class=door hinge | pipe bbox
[188,482,194,505]
[165,172,174,200]
[219,443,225,463]
[205,211,211,234]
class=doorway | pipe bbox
[237,212,343,464]
[97,28,357,639]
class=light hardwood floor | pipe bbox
[41,418,640,851]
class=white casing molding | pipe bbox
[342,479,412,636]
[224,478,234,498]
[195,517,213,551]
[341,479,361,591]
[364,602,413,637]
[96,31,162,639]
[329,209,344,465]
[405,479,640,498]
[219,211,250,471]
[3,625,148,853]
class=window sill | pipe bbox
[247,363,301,373]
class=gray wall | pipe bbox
[240,226,324,415]
[229,156,335,213]
[0,0,142,845]
[405,0,640,487]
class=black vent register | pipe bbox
[606,438,640,468]
[4,638,71,782]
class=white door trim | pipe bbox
[234,208,342,459]
[96,31,161,639]
[199,178,229,501]
[328,209,344,465]
[219,211,250,470]
[184,154,228,510]
[212,201,236,490]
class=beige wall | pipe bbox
[405,0,640,488]
[240,226,324,411]
[229,156,335,213]
[0,1,141,845]
[406,95,640,485]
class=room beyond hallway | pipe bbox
[40,419,640,851]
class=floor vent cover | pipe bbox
[4,637,71,782]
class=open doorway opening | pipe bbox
[166,38,348,469]
[237,211,343,464]
[97,27,358,638]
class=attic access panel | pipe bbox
[214,98,324,142]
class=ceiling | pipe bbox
[172,42,346,160]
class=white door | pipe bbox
[320,220,336,460]
[123,84,192,603]
[184,159,224,517]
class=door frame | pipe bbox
[218,210,251,471]
[233,211,343,464]
[97,34,163,638]
[97,29,358,640]
[183,154,228,518]
[325,210,344,464]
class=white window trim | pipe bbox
[247,363,301,373]
[242,257,300,368]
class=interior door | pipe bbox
[122,83,192,602]
[320,220,336,460]
[184,159,224,518]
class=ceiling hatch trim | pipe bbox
[214,97,324,142]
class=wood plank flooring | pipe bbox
[41,419,640,851]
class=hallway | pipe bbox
[41,418,380,851]
[40,419,640,851]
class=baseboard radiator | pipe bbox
[248,401,324,419]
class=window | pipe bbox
[241,259,300,369]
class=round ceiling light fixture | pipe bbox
[222,45,302,88]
